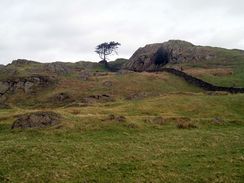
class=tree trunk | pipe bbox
[103,49,106,61]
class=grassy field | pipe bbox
[1,61,244,182]
[174,49,244,87]
[6,72,202,108]
[0,92,244,182]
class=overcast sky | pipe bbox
[0,0,244,64]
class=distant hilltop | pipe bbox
[123,40,244,71]
[2,40,244,73]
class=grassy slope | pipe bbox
[172,49,244,87]
[7,72,202,108]
[0,93,244,182]
[0,60,244,182]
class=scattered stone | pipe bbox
[103,81,113,87]
[52,92,73,103]
[176,122,197,129]
[125,123,138,129]
[151,116,166,125]
[212,117,224,124]
[82,94,114,103]
[108,114,126,122]
[145,116,166,125]
[11,111,61,129]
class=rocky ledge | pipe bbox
[123,40,217,71]
[0,75,54,103]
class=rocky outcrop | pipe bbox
[11,111,61,129]
[10,59,40,66]
[44,62,71,75]
[0,75,54,102]
[124,40,218,71]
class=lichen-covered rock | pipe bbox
[0,75,53,95]
[124,40,217,71]
[0,82,10,94]
[10,59,40,66]
[11,111,61,129]
[44,62,71,75]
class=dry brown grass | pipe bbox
[0,116,10,122]
[176,121,198,129]
[70,109,81,115]
[185,68,233,77]
[145,116,166,125]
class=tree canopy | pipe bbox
[95,41,121,61]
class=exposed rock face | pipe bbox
[10,59,40,66]
[0,75,53,102]
[124,40,217,71]
[44,62,71,75]
[11,111,61,129]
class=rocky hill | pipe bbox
[123,40,244,71]
[0,40,244,183]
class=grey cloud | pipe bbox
[0,0,243,64]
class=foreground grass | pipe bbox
[177,55,244,87]
[0,123,243,183]
[0,93,244,183]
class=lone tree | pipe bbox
[95,41,121,61]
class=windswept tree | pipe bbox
[95,41,121,61]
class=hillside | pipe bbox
[123,40,244,87]
[0,41,244,182]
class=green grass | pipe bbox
[172,49,244,87]
[6,72,202,108]
[1,60,244,182]
[201,61,244,87]
[0,93,244,182]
